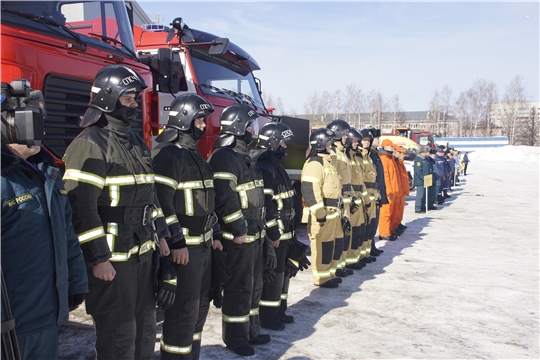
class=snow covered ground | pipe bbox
[59,146,539,359]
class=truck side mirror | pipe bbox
[208,38,230,55]
[156,48,180,94]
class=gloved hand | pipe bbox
[316,216,326,225]
[297,252,311,271]
[350,198,360,214]
[156,257,177,310]
[68,293,85,311]
[263,268,276,283]
[284,258,299,278]
[263,237,277,270]
[342,216,351,237]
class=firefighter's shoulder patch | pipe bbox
[416,162,421,166]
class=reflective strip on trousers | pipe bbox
[250,308,259,316]
[314,270,332,279]
[259,299,281,307]
[160,338,191,355]
[222,314,250,323]
[193,332,202,342]
[281,293,288,300]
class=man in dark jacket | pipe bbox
[413,146,431,213]
[463,152,470,175]
[208,104,270,357]
[251,122,307,331]
[1,89,88,360]
[152,94,222,360]
[63,65,171,360]
[365,128,386,253]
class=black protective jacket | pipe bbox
[152,134,220,249]
[208,140,265,242]
[63,115,170,266]
[253,150,296,241]
[371,147,388,205]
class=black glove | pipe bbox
[68,293,85,311]
[284,258,299,278]
[156,256,177,310]
[350,199,360,214]
[263,237,277,270]
[297,252,311,271]
[342,216,351,237]
[316,216,326,225]
[263,268,276,283]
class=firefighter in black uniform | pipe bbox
[365,128,387,253]
[251,122,309,330]
[208,104,271,357]
[63,65,173,360]
[152,94,222,359]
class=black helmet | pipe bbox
[89,65,147,112]
[345,128,362,148]
[80,65,147,127]
[155,94,214,143]
[219,104,258,136]
[256,122,293,150]
[359,128,374,140]
[326,119,350,140]
[369,128,381,138]
[310,128,335,152]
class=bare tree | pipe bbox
[454,91,470,137]
[331,89,342,120]
[390,94,404,129]
[483,82,498,137]
[500,76,527,145]
[466,78,497,137]
[343,84,364,128]
[516,105,540,146]
[368,90,385,130]
[427,90,440,134]
[439,85,452,137]
[303,90,321,124]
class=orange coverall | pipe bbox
[377,151,400,237]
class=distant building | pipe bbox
[302,111,460,137]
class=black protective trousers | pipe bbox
[221,240,256,349]
[259,239,290,328]
[88,254,156,360]
[161,244,212,360]
[249,239,264,341]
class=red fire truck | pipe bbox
[391,127,437,151]
[131,16,310,180]
[1,0,170,165]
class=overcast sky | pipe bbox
[138,1,539,114]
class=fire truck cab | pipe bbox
[1,0,169,164]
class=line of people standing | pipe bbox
[300,122,415,288]
[60,65,310,359]
[414,145,465,212]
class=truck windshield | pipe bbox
[1,1,137,58]
[190,54,264,109]
[417,135,433,147]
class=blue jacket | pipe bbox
[1,145,88,336]
[413,155,432,187]
[435,154,446,177]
